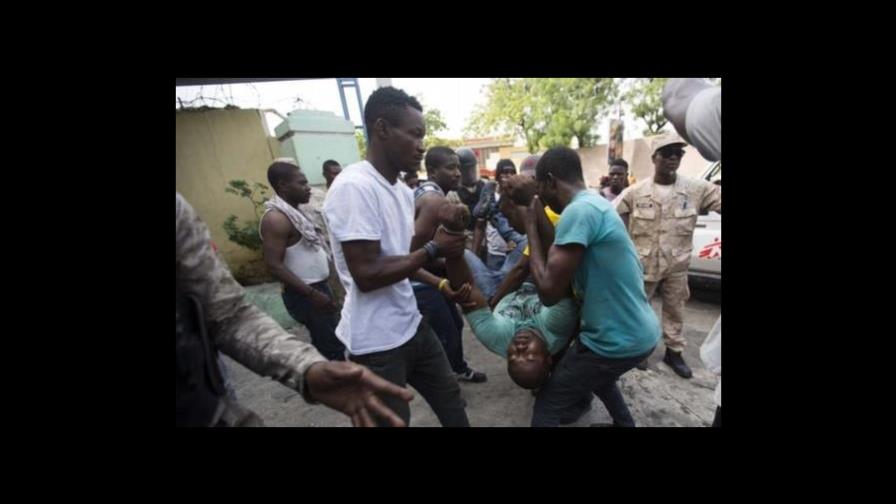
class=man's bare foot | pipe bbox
[438,202,470,232]
[504,174,538,206]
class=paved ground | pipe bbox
[225,283,721,427]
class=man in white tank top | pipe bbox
[260,161,346,361]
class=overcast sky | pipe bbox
[175,78,668,146]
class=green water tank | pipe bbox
[274,110,361,186]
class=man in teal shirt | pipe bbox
[439,202,578,391]
[515,146,660,427]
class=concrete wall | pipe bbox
[175,108,281,282]
[579,136,712,187]
[497,137,712,186]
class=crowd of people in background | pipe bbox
[177,78,721,427]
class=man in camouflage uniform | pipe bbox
[176,192,413,427]
[614,133,721,379]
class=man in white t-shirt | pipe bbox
[323,86,470,427]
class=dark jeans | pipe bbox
[282,281,345,361]
[712,407,721,427]
[349,320,470,427]
[413,283,470,374]
[532,339,655,427]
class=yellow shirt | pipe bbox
[523,205,561,256]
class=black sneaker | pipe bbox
[663,349,693,379]
[457,368,488,383]
[472,181,497,220]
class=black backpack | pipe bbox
[175,287,226,426]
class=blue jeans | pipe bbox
[486,253,506,271]
[465,244,527,300]
[532,339,655,427]
[413,283,470,374]
[282,281,345,361]
[466,211,528,298]
[490,211,527,251]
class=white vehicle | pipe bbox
[688,161,721,290]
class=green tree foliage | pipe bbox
[222,179,271,251]
[467,78,618,153]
